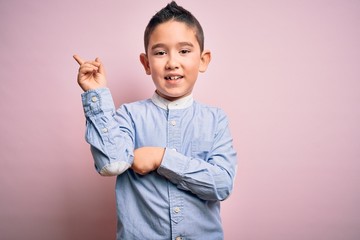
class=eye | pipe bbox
[154,50,166,56]
[179,49,191,54]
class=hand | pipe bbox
[132,147,165,175]
[73,54,107,91]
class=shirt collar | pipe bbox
[151,91,194,110]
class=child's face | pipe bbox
[140,20,211,101]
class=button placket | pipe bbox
[167,110,184,239]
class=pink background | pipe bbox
[1,0,359,239]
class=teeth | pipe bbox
[166,76,182,80]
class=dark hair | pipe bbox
[144,1,204,53]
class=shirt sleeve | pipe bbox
[157,109,237,201]
[82,88,134,176]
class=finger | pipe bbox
[95,57,105,75]
[73,54,84,65]
[82,61,100,67]
[79,65,99,74]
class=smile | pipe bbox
[165,76,183,80]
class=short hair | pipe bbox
[144,1,204,53]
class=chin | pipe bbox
[157,88,191,100]
[168,91,187,98]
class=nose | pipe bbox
[165,53,179,70]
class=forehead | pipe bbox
[148,20,198,47]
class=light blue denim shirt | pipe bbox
[82,88,237,240]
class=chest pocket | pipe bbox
[191,140,213,161]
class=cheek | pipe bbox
[149,58,165,71]
[188,57,201,69]
[186,63,201,75]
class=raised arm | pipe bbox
[74,55,134,176]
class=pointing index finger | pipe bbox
[73,54,84,65]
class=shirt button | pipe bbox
[91,96,98,102]
[174,207,180,213]
[102,128,108,133]
[170,120,176,126]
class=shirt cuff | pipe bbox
[81,88,115,117]
[157,148,189,183]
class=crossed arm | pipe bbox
[75,55,236,201]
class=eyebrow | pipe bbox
[177,42,194,48]
[151,42,194,51]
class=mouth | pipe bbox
[164,75,184,80]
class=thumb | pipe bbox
[95,57,105,75]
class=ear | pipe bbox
[199,50,211,73]
[140,53,151,75]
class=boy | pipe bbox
[74,1,237,239]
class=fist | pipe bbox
[132,147,165,175]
